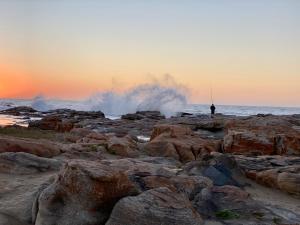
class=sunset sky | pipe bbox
[0,0,299,106]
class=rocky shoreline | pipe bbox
[0,107,299,225]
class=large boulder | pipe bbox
[34,160,138,225]
[105,187,204,225]
[223,115,300,155]
[0,136,61,158]
[144,124,221,162]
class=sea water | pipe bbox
[0,98,299,127]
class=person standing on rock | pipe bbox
[210,104,216,116]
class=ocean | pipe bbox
[0,98,299,127]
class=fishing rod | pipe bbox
[210,83,214,104]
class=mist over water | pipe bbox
[30,77,188,117]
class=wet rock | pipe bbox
[0,106,37,116]
[0,136,61,158]
[105,187,204,225]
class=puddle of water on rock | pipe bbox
[137,135,151,142]
[106,115,121,120]
[0,115,41,127]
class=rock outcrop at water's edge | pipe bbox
[0,109,300,225]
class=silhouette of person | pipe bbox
[210,104,216,115]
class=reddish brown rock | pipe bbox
[0,136,61,158]
[107,135,139,157]
[150,124,192,140]
[235,155,300,195]
[255,166,300,195]
[29,115,74,132]
[144,124,221,162]
[223,115,300,155]
[77,132,108,144]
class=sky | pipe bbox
[0,0,300,106]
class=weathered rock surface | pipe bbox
[106,187,204,225]
[144,124,222,162]
[183,153,239,186]
[33,157,215,225]
[29,109,105,132]
[106,135,139,157]
[235,155,300,195]
[0,152,62,174]
[0,152,57,225]
[34,160,138,225]
[193,184,299,224]
[0,136,61,157]
[224,115,300,155]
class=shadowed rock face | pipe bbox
[105,187,204,225]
